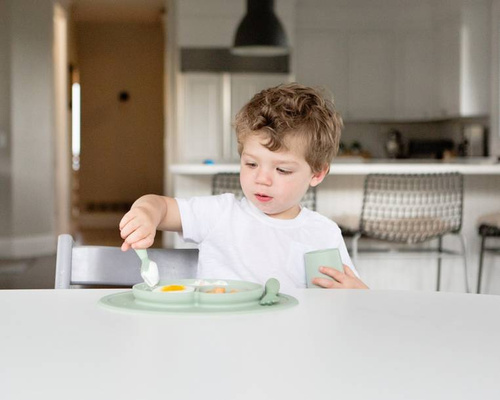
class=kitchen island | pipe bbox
[168,159,500,294]
[170,157,500,175]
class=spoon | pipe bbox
[260,278,280,306]
[134,249,159,288]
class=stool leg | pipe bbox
[436,236,442,291]
[458,233,469,293]
[352,232,361,267]
[477,235,486,294]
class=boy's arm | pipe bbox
[119,195,182,251]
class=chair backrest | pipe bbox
[55,234,199,289]
[359,173,463,244]
[212,172,317,211]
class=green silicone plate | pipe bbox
[98,291,298,315]
[132,279,264,308]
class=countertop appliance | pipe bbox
[463,124,488,157]
[408,139,454,159]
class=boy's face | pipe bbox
[239,133,327,219]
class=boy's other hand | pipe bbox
[119,207,157,251]
[312,265,369,289]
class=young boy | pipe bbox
[120,83,368,290]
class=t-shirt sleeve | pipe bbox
[176,193,235,244]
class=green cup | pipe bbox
[304,248,343,288]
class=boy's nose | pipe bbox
[255,169,272,186]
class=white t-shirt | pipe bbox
[176,193,357,291]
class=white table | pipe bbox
[1,289,499,399]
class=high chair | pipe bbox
[55,234,199,289]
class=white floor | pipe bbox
[0,255,56,289]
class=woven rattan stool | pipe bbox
[212,173,317,211]
[352,173,468,292]
[477,213,500,293]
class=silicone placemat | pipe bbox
[98,291,298,315]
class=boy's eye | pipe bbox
[245,162,257,168]
[277,168,292,175]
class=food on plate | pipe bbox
[153,285,194,293]
[204,287,240,294]
[206,287,226,294]
[192,279,228,287]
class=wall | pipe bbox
[460,0,491,116]
[0,0,57,257]
[491,0,500,156]
[0,0,10,160]
[76,22,164,210]
[0,0,12,238]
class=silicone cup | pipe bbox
[304,248,343,288]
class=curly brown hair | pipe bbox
[234,83,343,173]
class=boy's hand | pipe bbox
[119,207,157,251]
[312,265,369,289]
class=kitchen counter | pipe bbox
[170,157,500,175]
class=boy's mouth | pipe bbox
[255,193,273,203]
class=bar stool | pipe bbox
[476,212,500,293]
[351,173,469,292]
[212,173,317,211]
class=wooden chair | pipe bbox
[55,234,198,289]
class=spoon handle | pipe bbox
[134,249,148,260]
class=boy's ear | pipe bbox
[310,164,330,187]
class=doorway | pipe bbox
[69,2,166,246]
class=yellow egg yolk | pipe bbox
[160,285,185,292]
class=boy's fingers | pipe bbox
[119,212,133,230]
[312,277,342,289]
[119,218,139,239]
[343,265,356,277]
[319,266,345,282]
[130,235,155,250]
[123,228,151,247]
[121,241,131,252]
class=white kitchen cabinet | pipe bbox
[177,73,290,163]
[295,29,438,121]
[435,1,491,118]
[435,18,462,118]
[395,31,435,120]
[177,73,224,163]
[347,32,396,120]
[294,0,491,121]
[230,74,291,157]
[295,30,349,115]
[296,30,397,121]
